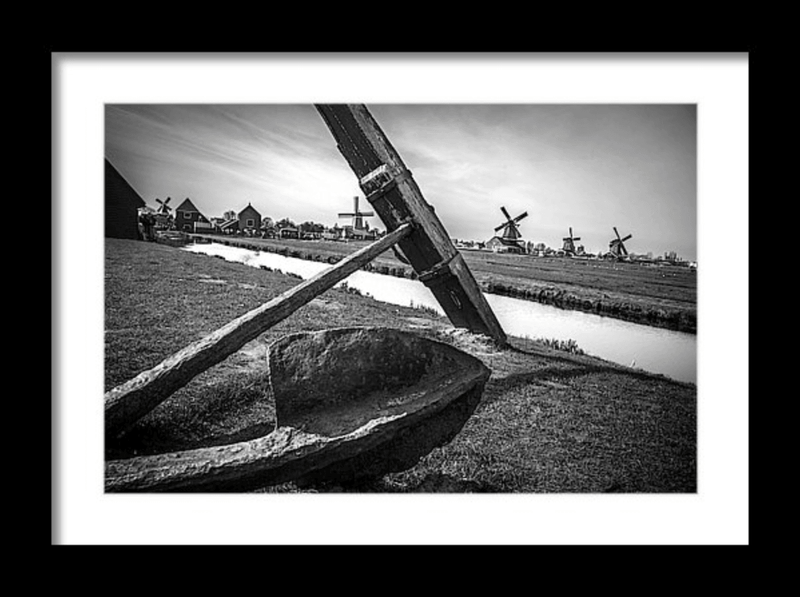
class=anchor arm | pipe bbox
[105,223,415,439]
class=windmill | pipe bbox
[562,227,581,256]
[338,196,374,230]
[494,206,528,250]
[154,197,174,230]
[156,197,172,215]
[607,227,633,260]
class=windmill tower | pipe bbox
[607,227,633,260]
[562,227,581,256]
[493,206,528,251]
[338,196,374,231]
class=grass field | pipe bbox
[193,234,697,333]
[105,238,696,493]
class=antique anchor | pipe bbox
[105,104,506,492]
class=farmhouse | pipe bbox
[208,217,226,231]
[219,218,239,234]
[337,224,377,241]
[174,198,212,232]
[278,226,299,239]
[238,203,262,235]
[486,235,525,254]
[321,227,340,241]
[105,158,145,240]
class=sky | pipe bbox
[105,103,697,261]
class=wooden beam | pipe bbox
[316,104,507,346]
[105,223,414,438]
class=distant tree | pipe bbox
[276,217,296,229]
[299,221,327,236]
[223,210,236,221]
[262,216,274,229]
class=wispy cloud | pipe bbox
[106,103,697,259]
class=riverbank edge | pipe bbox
[181,233,697,335]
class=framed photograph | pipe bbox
[53,52,749,545]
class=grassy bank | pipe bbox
[105,238,696,493]
[191,233,697,334]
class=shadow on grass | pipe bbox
[506,342,684,383]
[475,343,692,415]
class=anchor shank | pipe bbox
[316,104,507,346]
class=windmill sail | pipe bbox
[339,196,374,229]
[562,227,581,254]
[156,197,172,214]
[608,227,632,259]
[495,207,527,242]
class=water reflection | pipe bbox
[184,243,696,384]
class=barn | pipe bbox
[486,236,525,254]
[220,219,239,234]
[238,203,262,235]
[105,158,145,239]
[174,198,211,232]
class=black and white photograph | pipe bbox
[104,102,698,494]
[54,54,748,544]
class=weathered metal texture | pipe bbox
[316,104,507,346]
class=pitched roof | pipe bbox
[105,158,146,239]
[175,198,203,213]
[105,158,146,209]
[238,202,261,217]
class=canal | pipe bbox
[184,242,697,384]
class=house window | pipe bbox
[246,218,254,227]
